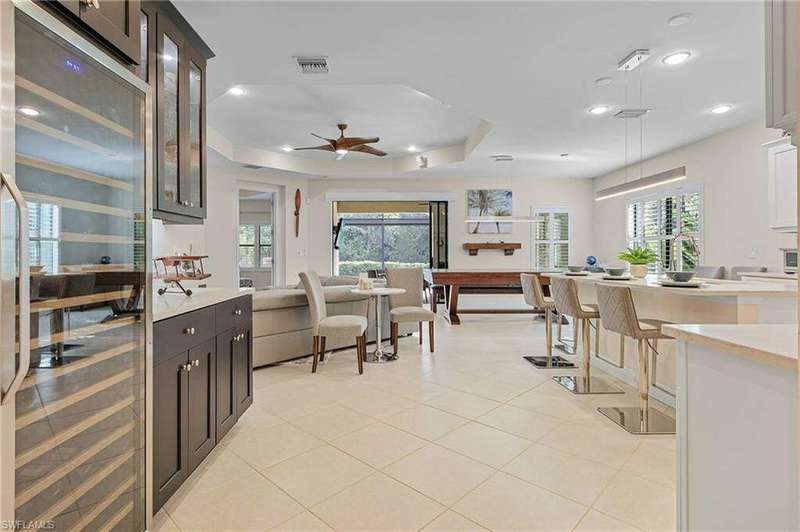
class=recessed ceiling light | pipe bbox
[280,145,293,152]
[335,149,348,155]
[588,105,610,115]
[662,51,691,65]
[668,13,692,27]
[407,145,419,152]
[711,104,733,114]
[594,77,612,87]
[17,106,40,117]
[227,87,245,96]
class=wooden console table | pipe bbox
[423,269,551,325]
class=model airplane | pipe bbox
[154,255,210,296]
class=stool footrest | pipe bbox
[524,355,576,369]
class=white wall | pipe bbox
[306,176,595,275]
[592,120,795,272]
[153,166,310,288]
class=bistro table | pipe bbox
[351,287,406,363]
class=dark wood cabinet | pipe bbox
[215,329,238,441]
[140,1,213,223]
[45,0,141,64]
[154,350,189,512]
[154,295,252,512]
[235,328,254,417]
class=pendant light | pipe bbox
[595,50,686,201]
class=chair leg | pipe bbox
[311,335,319,373]
[357,333,365,374]
[319,336,326,362]
[428,320,434,352]
[391,322,398,355]
[419,322,423,344]
[638,339,650,429]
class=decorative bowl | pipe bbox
[665,270,696,282]
[567,265,584,272]
[604,267,627,277]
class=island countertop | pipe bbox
[543,272,796,297]
[153,287,254,322]
[663,323,797,371]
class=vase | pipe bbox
[629,264,649,279]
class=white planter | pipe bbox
[629,264,649,279]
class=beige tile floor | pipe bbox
[154,315,676,531]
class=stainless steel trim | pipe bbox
[0,173,28,406]
[12,0,150,93]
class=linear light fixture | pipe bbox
[595,166,686,201]
[464,215,545,224]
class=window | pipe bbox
[534,210,569,269]
[336,212,430,276]
[28,202,59,273]
[627,189,702,272]
[239,223,272,269]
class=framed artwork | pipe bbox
[467,189,513,234]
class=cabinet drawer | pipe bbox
[154,307,215,363]
[215,295,252,333]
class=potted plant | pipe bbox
[617,247,658,279]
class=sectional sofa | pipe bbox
[251,276,415,367]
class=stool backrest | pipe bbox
[595,283,642,338]
[384,268,424,308]
[520,273,548,308]
[299,271,327,333]
[550,276,590,318]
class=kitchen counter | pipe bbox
[153,287,254,322]
[663,323,797,371]
[545,272,796,297]
[671,323,797,531]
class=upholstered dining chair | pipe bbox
[299,271,368,374]
[385,268,436,353]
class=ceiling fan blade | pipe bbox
[310,133,336,144]
[350,144,387,157]
[338,137,380,150]
[293,144,335,152]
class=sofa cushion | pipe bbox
[253,285,369,311]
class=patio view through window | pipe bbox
[334,202,431,276]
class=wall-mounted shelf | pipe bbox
[463,242,522,256]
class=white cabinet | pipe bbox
[765,0,797,139]
[766,137,797,231]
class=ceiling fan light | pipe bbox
[335,149,348,155]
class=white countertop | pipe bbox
[153,287,253,322]
[739,271,798,281]
[545,272,796,297]
[663,323,797,371]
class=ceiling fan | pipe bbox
[293,123,387,160]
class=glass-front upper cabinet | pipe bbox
[150,5,211,222]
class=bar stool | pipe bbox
[520,273,575,368]
[594,283,676,434]
[549,277,623,394]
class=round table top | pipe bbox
[350,287,406,296]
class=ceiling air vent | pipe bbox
[491,154,514,162]
[614,108,650,119]
[241,164,265,170]
[295,56,329,74]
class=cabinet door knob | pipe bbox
[193,359,200,367]
[234,309,242,316]
[184,327,196,335]
[180,363,192,372]
[189,202,195,207]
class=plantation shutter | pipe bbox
[534,210,570,269]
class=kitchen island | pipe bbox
[541,273,796,399]
[152,287,254,511]
[664,324,797,531]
